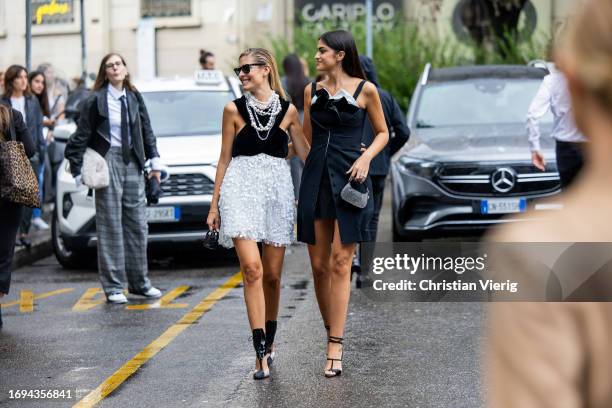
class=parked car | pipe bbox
[391,64,561,241]
[52,70,241,267]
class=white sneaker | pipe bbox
[31,217,50,230]
[107,292,128,304]
[140,287,162,298]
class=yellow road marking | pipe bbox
[72,288,105,312]
[73,272,243,408]
[126,285,190,310]
[0,288,74,311]
[20,291,34,313]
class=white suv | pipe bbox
[52,71,241,268]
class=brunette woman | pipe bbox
[28,70,52,230]
[297,30,388,377]
[1,65,44,247]
[207,48,309,379]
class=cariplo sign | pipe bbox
[295,1,402,31]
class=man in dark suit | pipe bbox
[353,56,410,286]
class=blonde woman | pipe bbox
[207,48,309,380]
[487,1,612,406]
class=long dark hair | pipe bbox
[319,30,365,80]
[283,54,308,110]
[3,65,31,99]
[93,53,137,92]
[28,71,50,117]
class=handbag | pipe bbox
[202,229,220,250]
[0,110,41,208]
[81,147,109,189]
[340,180,369,209]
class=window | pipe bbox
[31,0,74,26]
[140,91,234,137]
[416,79,553,127]
[141,0,191,18]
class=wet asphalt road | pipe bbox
[0,188,484,408]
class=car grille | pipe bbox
[436,163,560,197]
[164,173,214,197]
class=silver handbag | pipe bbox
[340,181,369,209]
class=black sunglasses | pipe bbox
[233,63,266,76]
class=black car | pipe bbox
[391,64,561,241]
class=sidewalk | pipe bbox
[11,204,54,270]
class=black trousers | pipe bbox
[0,199,24,295]
[19,153,40,236]
[556,141,585,190]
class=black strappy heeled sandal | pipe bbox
[265,320,277,366]
[252,328,269,380]
[325,335,343,378]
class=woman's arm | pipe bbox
[64,95,95,177]
[302,84,313,146]
[207,101,238,229]
[135,91,160,161]
[286,104,310,162]
[347,82,389,182]
[12,109,36,158]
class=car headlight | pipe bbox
[397,156,439,178]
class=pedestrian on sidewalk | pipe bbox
[527,63,587,189]
[199,50,216,70]
[64,53,163,304]
[281,53,310,202]
[0,104,36,328]
[296,30,388,377]
[207,48,309,380]
[1,65,45,248]
[487,1,612,406]
[28,70,53,231]
[37,63,66,205]
[351,56,410,286]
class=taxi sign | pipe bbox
[194,70,224,85]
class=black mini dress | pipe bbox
[297,80,374,245]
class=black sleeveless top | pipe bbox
[231,95,290,158]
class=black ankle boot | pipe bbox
[265,320,277,365]
[0,304,3,329]
[252,328,269,380]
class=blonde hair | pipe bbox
[239,48,286,99]
[561,0,612,111]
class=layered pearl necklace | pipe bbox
[245,91,282,141]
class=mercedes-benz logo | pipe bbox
[491,167,516,193]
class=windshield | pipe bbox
[416,79,553,128]
[141,90,234,136]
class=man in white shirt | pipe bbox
[526,69,587,189]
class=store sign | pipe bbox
[295,1,402,31]
[33,0,73,25]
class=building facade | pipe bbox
[0,0,577,83]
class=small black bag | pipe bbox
[145,175,162,205]
[202,229,220,250]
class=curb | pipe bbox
[11,238,53,270]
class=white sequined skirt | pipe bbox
[219,153,295,248]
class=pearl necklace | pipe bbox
[245,92,282,141]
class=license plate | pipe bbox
[481,198,526,214]
[146,206,180,222]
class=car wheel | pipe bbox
[52,207,94,269]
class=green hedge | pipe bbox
[270,21,550,111]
